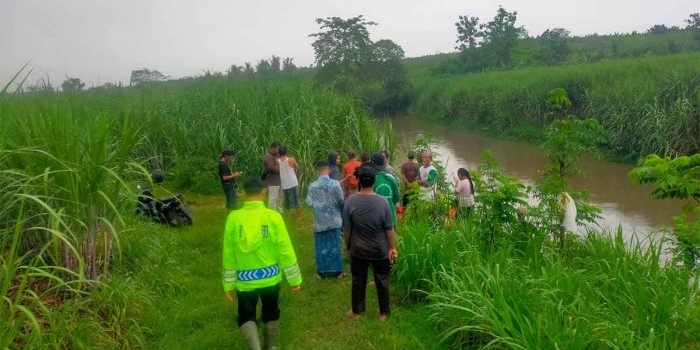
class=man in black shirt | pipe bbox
[219,150,242,210]
[343,162,398,322]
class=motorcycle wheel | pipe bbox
[168,210,193,227]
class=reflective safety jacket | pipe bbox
[222,201,302,292]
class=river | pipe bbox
[392,117,687,244]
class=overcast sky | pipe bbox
[0,0,696,87]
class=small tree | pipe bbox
[61,77,85,92]
[630,153,700,270]
[539,117,607,249]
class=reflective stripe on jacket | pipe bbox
[222,201,302,292]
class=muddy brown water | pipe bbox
[392,117,688,244]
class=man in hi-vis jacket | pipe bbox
[222,176,302,350]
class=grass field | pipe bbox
[131,193,440,350]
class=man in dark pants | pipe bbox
[343,162,398,322]
[222,177,302,350]
[219,150,242,210]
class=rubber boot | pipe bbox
[240,321,262,350]
[264,320,280,350]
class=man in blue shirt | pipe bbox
[305,161,346,279]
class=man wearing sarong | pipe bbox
[305,161,346,280]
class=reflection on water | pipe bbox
[392,117,687,240]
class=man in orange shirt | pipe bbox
[342,150,362,197]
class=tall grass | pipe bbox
[393,152,700,349]
[0,75,392,347]
[411,53,700,160]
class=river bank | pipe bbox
[392,116,688,238]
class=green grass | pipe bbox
[131,193,440,350]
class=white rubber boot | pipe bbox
[264,320,280,350]
[240,321,262,350]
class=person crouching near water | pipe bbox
[453,168,475,218]
[222,176,302,350]
[343,162,398,322]
[306,161,346,280]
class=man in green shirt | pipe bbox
[222,176,302,350]
[371,153,400,227]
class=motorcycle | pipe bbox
[135,172,193,227]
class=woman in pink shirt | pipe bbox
[454,168,475,218]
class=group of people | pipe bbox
[218,142,476,350]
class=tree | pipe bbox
[61,77,84,92]
[227,64,243,77]
[255,58,272,77]
[478,6,526,67]
[647,24,669,34]
[536,28,571,65]
[309,15,376,67]
[282,57,297,72]
[371,39,405,62]
[455,15,480,51]
[539,117,607,249]
[686,13,700,30]
[130,68,168,85]
[309,16,414,114]
[686,13,700,41]
[269,55,281,73]
[243,62,255,76]
[365,39,414,114]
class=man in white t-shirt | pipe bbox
[417,150,438,201]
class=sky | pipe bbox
[0,0,696,88]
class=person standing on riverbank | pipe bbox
[222,176,302,350]
[453,168,475,218]
[219,150,242,210]
[399,151,419,208]
[417,150,438,201]
[263,142,283,211]
[343,150,362,197]
[343,162,397,322]
[306,161,346,280]
[278,145,301,220]
[372,153,400,227]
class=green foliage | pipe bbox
[542,117,608,188]
[544,87,572,116]
[453,6,526,71]
[130,68,168,85]
[309,15,415,115]
[60,77,84,92]
[630,153,700,270]
[473,151,528,250]
[536,28,572,65]
[630,153,700,202]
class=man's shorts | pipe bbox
[283,186,300,209]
